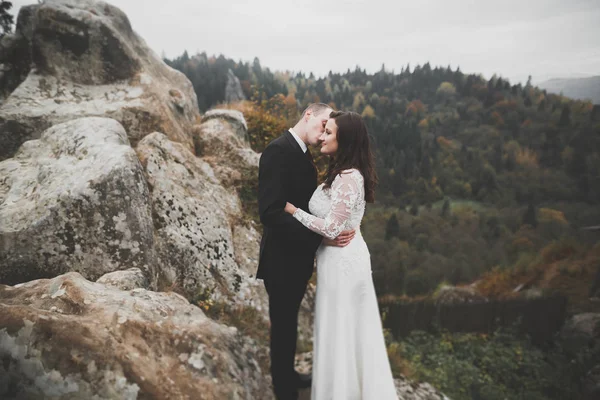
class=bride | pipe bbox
[284,111,398,400]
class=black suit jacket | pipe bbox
[257,131,323,283]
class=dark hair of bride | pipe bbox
[323,111,378,203]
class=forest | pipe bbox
[165,51,600,298]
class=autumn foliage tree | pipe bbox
[168,50,600,299]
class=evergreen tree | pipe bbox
[559,105,571,127]
[0,1,14,38]
[385,213,400,240]
[441,197,451,217]
[409,200,419,216]
[522,202,537,228]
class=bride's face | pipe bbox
[319,119,338,155]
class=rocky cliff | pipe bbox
[0,1,446,399]
[0,1,278,397]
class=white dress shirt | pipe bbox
[289,128,308,153]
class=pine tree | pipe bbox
[409,200,419,216]
[0,1,14,38]
[559,105,571,127]
[441,197,451,217]
[522,202,537,227]
[385,214,400,240]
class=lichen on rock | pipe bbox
[0,272,272,399]
[0,117,156,286]
[0,0,199,161]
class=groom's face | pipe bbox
[305,108,332,146]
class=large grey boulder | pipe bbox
[136,132,267,312]
[0,117,155,286]
[193,109,258,188]
[0,0,199,161]
[200,109,248,142]
[0,272,272,399]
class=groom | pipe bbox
[257,103,355,399]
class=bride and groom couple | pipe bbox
[257,104,398,400]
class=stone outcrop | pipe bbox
[193,109,257,188]
[0,272,272,399]
[0,0,279,390]
[135,131,266,313]
[560,313,600,346]
[0,0,199,161]
[0,117,156,286]
[434,284,488,305]
[96,267,148,291]
[225,69,246,103]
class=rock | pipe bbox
[560,313,600,352]
[200,109,248,141]
[434,285,488,305]
[394,377,451,400]
[294,352,313,376]
[561,313,600,341]
[193,110,258,188]
[0,272,273,399]
[0,117,156,286]
[232,223,262,277]
[96,267,148,290]
[0,0,199,161]
[298,282,316,347]
[31,0,139,85]
[522,287,544,299]
[560,313,600,400]
[0,5,35,103]
[225,69,246,103]
[135,132,267,313]
[583,364,600,400]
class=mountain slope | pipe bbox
[538,76,600,104]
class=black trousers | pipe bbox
[264,276,310,400]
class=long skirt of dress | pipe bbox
[311,231,398,400]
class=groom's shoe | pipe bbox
[295,372,312,389]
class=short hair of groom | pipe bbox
[301,103,333,118]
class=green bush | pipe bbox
[395,327,595,400]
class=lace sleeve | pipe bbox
[292,170,362,239]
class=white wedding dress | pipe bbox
[293,169,398,400]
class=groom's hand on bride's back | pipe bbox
[323,229,356,247]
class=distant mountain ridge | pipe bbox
[537,76,600,104]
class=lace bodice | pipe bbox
[293,169,365,239]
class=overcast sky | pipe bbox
[12,0,600,84]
